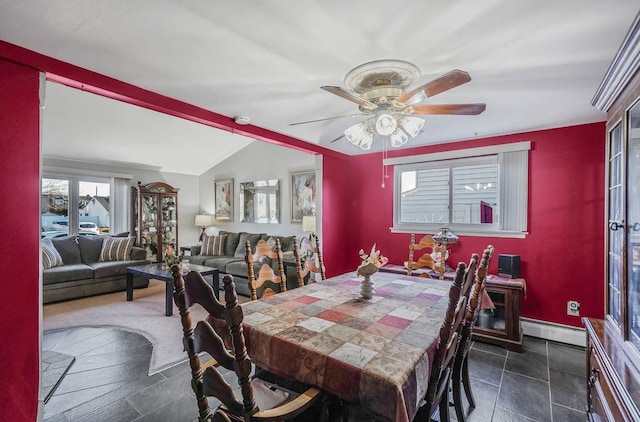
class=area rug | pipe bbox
[43,280,210,375]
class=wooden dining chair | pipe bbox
[414,261,468,422]
[452,245,494,422]
[407,234,436,277]
[245,239,287,301]
[170,266,323,422]
[295,234,326,282]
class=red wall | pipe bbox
[324,123,605,327]
[0,59,41,420]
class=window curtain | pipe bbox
[499,150,528,232]
[111,177,131,234]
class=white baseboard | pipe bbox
[521,317,586,347]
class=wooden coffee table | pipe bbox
[126,263,219,316]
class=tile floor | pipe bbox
[42,327,587,422]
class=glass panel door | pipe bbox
[609,124,623,327]
[141,193,159,262]
[627,102,640,347]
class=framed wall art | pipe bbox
[214,178,233,221]
[290,170,316,223]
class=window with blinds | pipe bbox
[391,142,529,237]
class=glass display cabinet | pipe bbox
[132,182,179,263]
[472,276,526,352]
[585,14,640,421]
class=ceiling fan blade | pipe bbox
[330,134,346,143]
[397,69,472,104]
[290,114,364,126]
[321,86,378,110]
[409,103,486,115]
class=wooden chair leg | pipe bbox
[452,357,465,422]
[462,354,476,409]
[438,389,450,422]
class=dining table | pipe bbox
[241,270,452,422]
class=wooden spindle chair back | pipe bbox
[418,261,469,422]
[245,239,287,301]
[170,267,321,421]
[407,234,436,277]
[452,245,494,422]
[294,234,326,283]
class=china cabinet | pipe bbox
[586,12,640,421]
[132,182,179,263]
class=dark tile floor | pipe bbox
[43,327,587,422]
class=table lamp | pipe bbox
[432,227,459,279]
[302,215,316,235]
[195,214,215,243]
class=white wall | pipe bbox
[198,141,317,239]
[43,158,202,247]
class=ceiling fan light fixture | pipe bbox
[400,116,425,138]
[375,113,398,136]
[345,122,374,150]
[389,129,409,147]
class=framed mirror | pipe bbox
[239,179,280,223]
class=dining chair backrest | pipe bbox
[420,261,468,421]
[451,245,494,422]
[407,234,435,277]
[294,234,326,283]
[170,267,321,421]
[246,239,287,301]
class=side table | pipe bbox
[179,245,198,256]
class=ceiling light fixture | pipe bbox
[344,113,424,151]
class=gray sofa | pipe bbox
[43,235,151,304]
[189,231,300,297]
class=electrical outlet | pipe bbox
[567,300,580,316]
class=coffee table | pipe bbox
[126,263,219,316]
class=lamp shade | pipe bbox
[195,214,215,227]
[302,215,316,233]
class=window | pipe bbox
[41,168,132,238]
[387,142,529,237]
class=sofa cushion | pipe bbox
[51,236,82,265]
[201,234,227,256]
[43,263,94,285]
[77,235,105,264]
[89,260,147,278]
[202,257,245,273]
[42,240,64,269]
[234,232,266,258]
[225,260,261,279]
[219,231,241,257]
[277,235,296,253]
[99,236,134,261]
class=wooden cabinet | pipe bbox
[132,182,179,263]
[588,12,640,422]
[584,318,640,421]
[472,276,525,352]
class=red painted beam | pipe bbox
[0,40,346,158]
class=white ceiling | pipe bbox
[1,1,638,175]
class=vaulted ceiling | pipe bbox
[1,1,638,175]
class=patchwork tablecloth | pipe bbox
[241,271,450,422]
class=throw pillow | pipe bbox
[201,234,227,256]
[234,233,265,258]
[42,240,64,269]
[99,236,134,262]
[266,237,277,251]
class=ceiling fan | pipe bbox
[291,59,486,150]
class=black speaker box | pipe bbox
[498,254,520,279]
